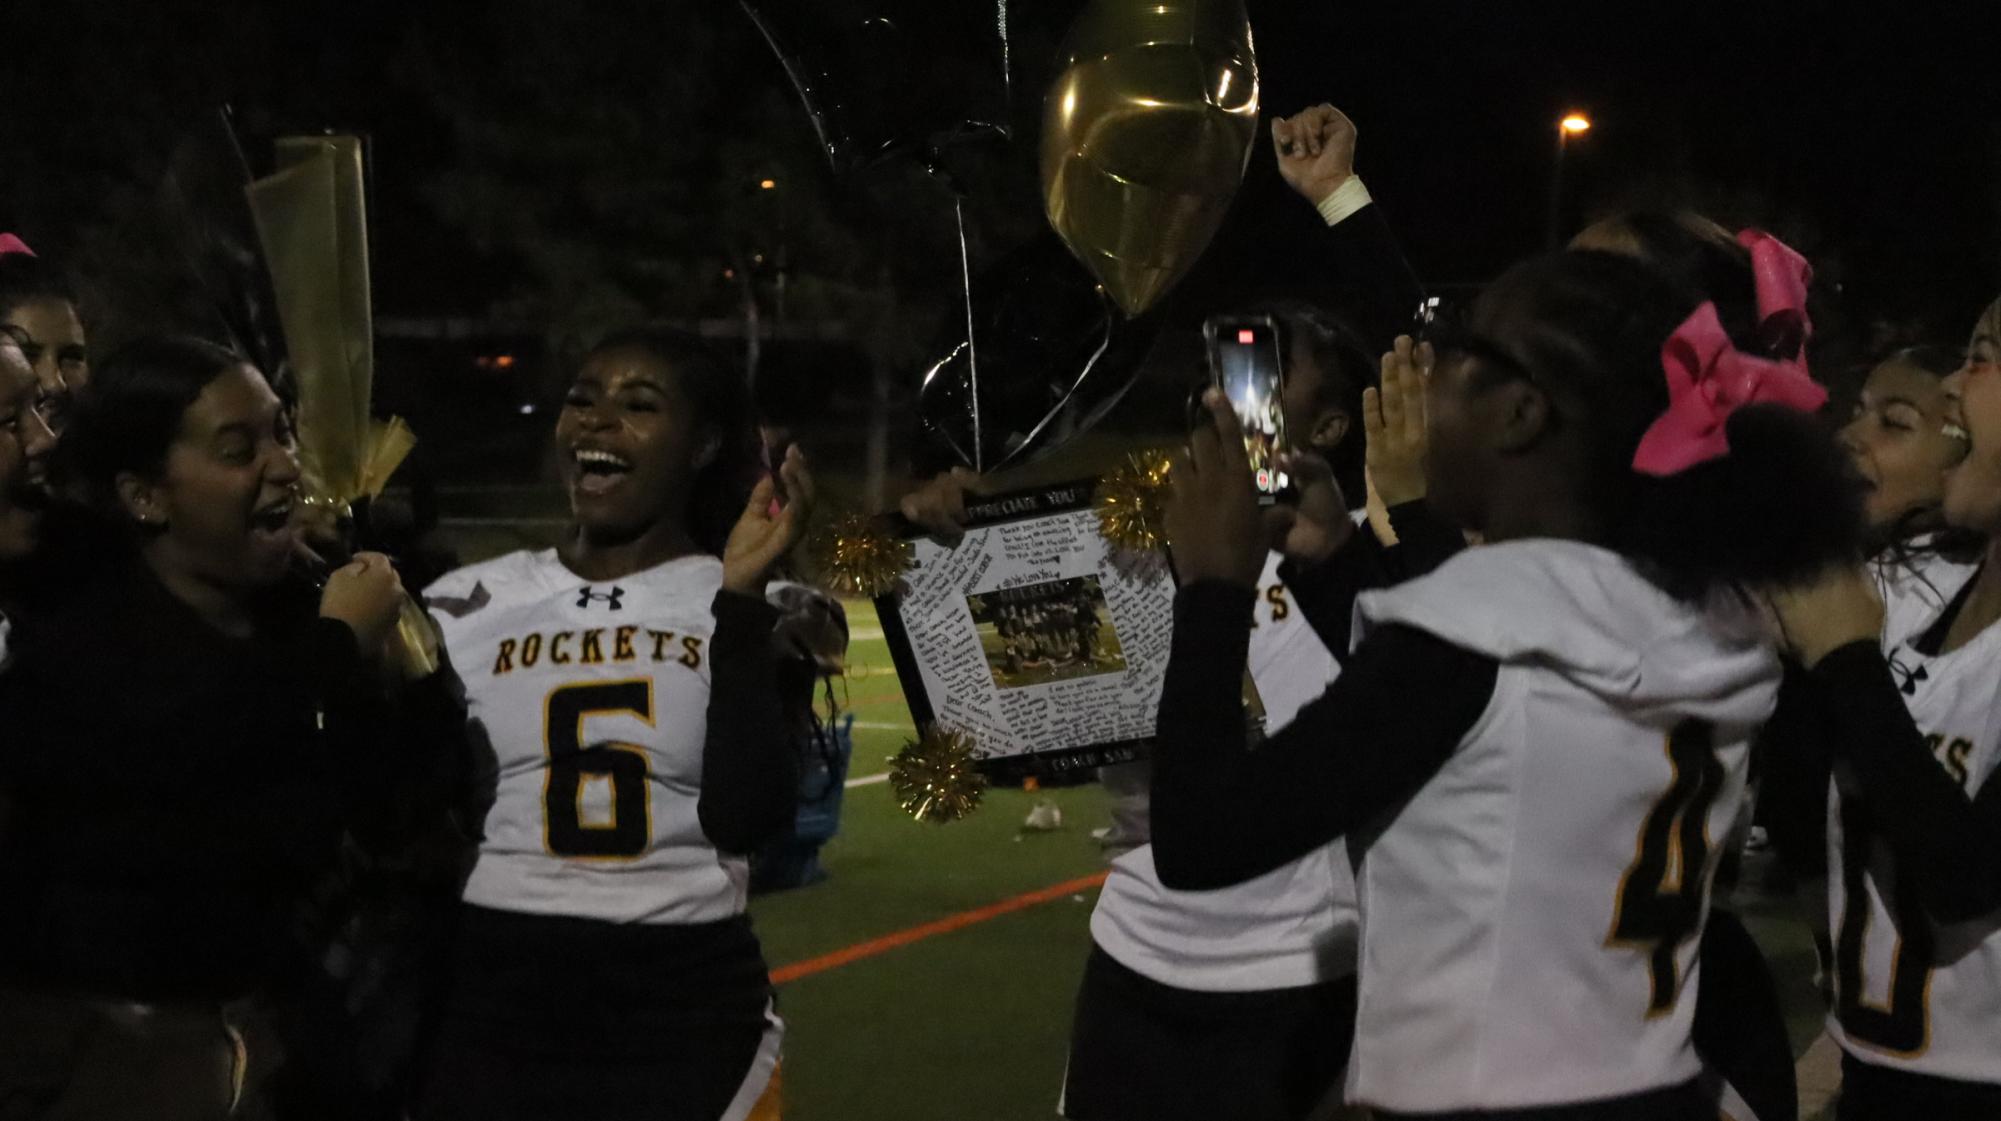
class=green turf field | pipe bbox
[750,598,1834,1121]
[421,494,1834,1118]
[750,598,1113,1121]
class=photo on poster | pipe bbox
[966,575,1127,690]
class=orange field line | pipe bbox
[769,871,1110,986]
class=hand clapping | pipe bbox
[722,444,816,595]
[1365,335,1433,512]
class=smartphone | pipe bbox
[1412,295,1443,341]
[1203,314,1288,503]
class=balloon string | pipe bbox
[997,0,1011,102]
[957,196,983,473]
[1004,309,1111,462]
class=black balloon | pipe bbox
[741,0,1013,177]
[159,108,293,395]
[915,235,1156,474]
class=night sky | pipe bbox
[4,0,1997,375]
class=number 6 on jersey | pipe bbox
[543,680,656,858]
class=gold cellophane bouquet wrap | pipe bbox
[249,135,435,679]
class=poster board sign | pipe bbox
[875,480,1190,784]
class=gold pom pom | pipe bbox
[807,511,914,598]
[1093,449,1174,555]
[890,726,988,823]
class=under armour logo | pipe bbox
[1888,650,1928,696]
[577,586,625,610]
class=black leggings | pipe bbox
[1837,1054,2001,1121]
[1062,945,1355,1121]
[1372,1079,1707,1121]
[1692,908,1797,1121]
[414,906,775,1121]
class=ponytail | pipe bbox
[1614,404,1864,600]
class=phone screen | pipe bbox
[1206,317,1288,499]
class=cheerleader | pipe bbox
[1759,343,1976,954]
[1842,345,1983,641]
[1153,250,1859,1119]
[1764,295,2001,1121]
[416,329,809,1121]
[1572,210,1836,1121]
[902,302,1409,1121]
[1062,303,1393,1121]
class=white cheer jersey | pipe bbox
[1091,551,1356,992]
[427,550,748,925]
[1344,541,1778,1112]
[1871,541,1977,649]
[1826,570,2001,1082]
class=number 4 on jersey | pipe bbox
[543,680,655,858]
[1608,720,1724,1015]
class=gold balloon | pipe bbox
[1041,0,1260,316]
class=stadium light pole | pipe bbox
[1547,112,1593,249]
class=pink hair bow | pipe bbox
[1736,228,1812,359]
[0,234,34,258]
[1630,301,1828,477]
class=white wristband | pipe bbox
[1316,176,1373,227]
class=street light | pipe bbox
[1547,111,1593,248]
[759,178,777,190]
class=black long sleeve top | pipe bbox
[697,588,796,856]
[1152,510,1490,892]
[1797,640,2001,923]
[0,562,417,1002]
[1748,664,1831,880]
[1313,202,1428,353]
[1380,499,1467,580]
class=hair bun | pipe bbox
[1617,404,1864,598]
